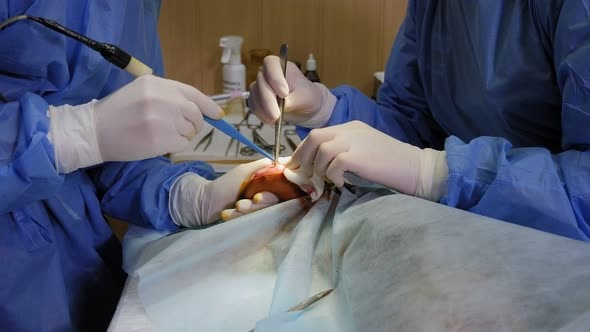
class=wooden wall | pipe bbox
[157,0,408,96]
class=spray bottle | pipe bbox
[220,36,246,93]
[305,53,320,83]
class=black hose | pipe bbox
[0,15,133,71]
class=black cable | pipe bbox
[0,15,151,76]
[0,15,156,107]
[24,16,133,71]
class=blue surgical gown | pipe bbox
[298,0,590,242]
[0,1,216,331]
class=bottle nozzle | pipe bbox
[220,35,243,65]
[306,53,317,71]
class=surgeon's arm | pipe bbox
[0,95,65,214]
[88,158,217,231]
[441,0,590,241]
[297,0,446,149]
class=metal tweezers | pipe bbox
[247,288,333,332]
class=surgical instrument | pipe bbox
[274,44,288,164]
[231,110,261,133]
[194,128,214,152]
[225,136,236,157]
[253,129,284,155]
[252,129,269,148]
[225,125,241,157]
[237,111,264,130]
[283,129,298,152]
[240,146,255,157]
[0,15,275,162]
[287,288,334,311]
[210,91,250,103]
[247,288,334,332]
[240,129,284,157]
[205,118,274,160]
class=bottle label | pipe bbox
[223,80,243,93]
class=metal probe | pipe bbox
[274,44,288,164]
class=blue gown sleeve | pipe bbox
[0,94,64,214]
[89,158,217,231]
[296,1,447,149]
[442,0,590,241]
[85,5,216,232]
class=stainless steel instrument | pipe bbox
[274,44,288,164]
[247,288,334,332]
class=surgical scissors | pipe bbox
[194,128,214,151]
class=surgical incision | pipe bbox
[240,164,306,201]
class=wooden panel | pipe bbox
[259,0,324,74]
[158,0,202,88]
[381,0,409,66]
[158,0,410,96]
[197,0,262,94]
[322,0,383,95]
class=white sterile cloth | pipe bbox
[110,187,590,331]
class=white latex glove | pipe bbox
[47,75,223,173]
[219,157,325,222]
[219,192,282,222]
[287,121,449,201]
[169,158,276,228]
[248,55,337,128]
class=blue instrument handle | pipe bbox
[204,117,275,161]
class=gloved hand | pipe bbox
[169,158,276,228]
[48,75,223,173]
[248,55,337,128]
[287,121,449,201]
[219,157,325,221]
[220,192,281,222]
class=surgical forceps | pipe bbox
[247,289,334,332]
[194,128,214,151]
